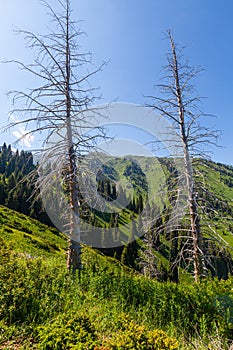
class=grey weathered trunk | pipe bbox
[66,142,82,273]
[65,1,82,273]
[170,34,203,282]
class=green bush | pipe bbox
[36,312,98,350]
[101,314,178,350]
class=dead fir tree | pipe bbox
[146,30,219,282]
[4,0,106,274]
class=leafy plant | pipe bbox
[36,312,98,350]
[101,314,178,350]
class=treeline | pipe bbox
[0,143,51,225]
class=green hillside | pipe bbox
[0,205,66,258]
[1,205,233,349]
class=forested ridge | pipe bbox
[0,143,51,225]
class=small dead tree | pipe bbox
[146,30,219,282]
[139,227,159,279]
[138,202,165,280]
[4,0,106,274]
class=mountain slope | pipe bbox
[0,205,67,258]
[93,156,233,280]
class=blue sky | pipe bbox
[0,0,233,165]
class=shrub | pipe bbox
[101,314,178,350]
[36,312,98,350]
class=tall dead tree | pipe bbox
[5,0,105,274]
[147,30,219,282]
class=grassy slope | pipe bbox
[0,204,134,277]
[0,205,233,349]
[196,161,233,250]
[0,205,67,258]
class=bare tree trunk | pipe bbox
[65,2,81,273]
[66,142,82,273]
[170,33,203,282]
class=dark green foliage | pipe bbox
[123,160,148,193]
[95,163,119,204]
[0,143,51,225]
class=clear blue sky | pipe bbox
[0,0,233,165]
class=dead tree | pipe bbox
[146,30,219,282]
[4,0,106,274]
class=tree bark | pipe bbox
[170,33,203,282]
[65,1,82,273]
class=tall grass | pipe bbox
[0,246,233,348]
